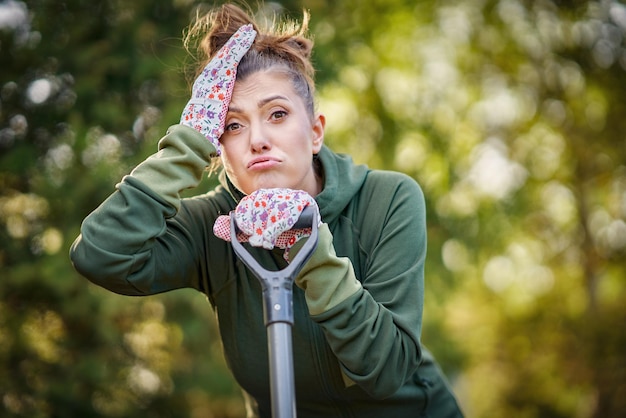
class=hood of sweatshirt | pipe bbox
[219,145,369,226]
[315,145,369,225]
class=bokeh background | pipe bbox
[1,0,625,417]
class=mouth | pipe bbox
[247,156,280,169]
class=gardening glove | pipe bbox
[180,24,256,156]
[213,188,320,260]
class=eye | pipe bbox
[225,122,242,132]
[270,110,288,121]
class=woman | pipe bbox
[70,3,463,417]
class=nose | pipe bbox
[249,121,271,153]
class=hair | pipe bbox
[183,3,316,118]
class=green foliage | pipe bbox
[1,1,242,416]
[1,0,625,417]
[310,1,626,417]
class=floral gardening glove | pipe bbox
[213,188,321,260]
[180,24,256,155]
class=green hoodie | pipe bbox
[70,125,462,417]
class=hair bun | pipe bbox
[184,3,316,114]
[287,37,313,59]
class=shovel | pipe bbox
[229,206,319,418]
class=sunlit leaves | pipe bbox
[1,1,241,417]
[0,192,49,240]
[310,0,626,416]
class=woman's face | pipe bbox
[219,70,325,196]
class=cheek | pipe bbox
[220,139,239,163]
[219,150,236,174]
[219,154,245,189]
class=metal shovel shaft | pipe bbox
[229,206,319,418]
[269,322,297,418]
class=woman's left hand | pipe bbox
[179,24,256,155]
[213,188,320,252]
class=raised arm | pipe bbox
[70,26,256,295]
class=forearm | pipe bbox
[293,178,427,398]
[70,125,213,294]
[312,279,423,399]
[129,124,215,210]
[293,226,422,398]
[293,224,362,315]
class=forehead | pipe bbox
[231,71,299,104]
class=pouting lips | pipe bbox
[247,156,280,169]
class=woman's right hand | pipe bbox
[213,188,321,260]
[180,24,256,155]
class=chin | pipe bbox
[253,183,290,192]
[249,176,292,191]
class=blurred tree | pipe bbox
[1,0,625,417]
[308,0,626,417]
[1,0,244,416]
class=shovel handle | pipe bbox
[229,206,317,418]
[229,205,319,325]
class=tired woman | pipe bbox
[70,3,463,417]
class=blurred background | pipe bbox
[1,0,625,416]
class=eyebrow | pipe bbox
[228,95,290,114]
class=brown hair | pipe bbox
[184,3,316,117]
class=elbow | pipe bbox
[367,386,402,401]
[354,345,423,399]
[369,374,411,400]
[70,235,97,280]
[348,366,419,400]
[348,375,405,400]
[69,235,144,296]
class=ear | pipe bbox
[311,113,325,154]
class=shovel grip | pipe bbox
[292,205,317,229]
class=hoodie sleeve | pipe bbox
[299,171,427,399]
[69,125,215,295]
